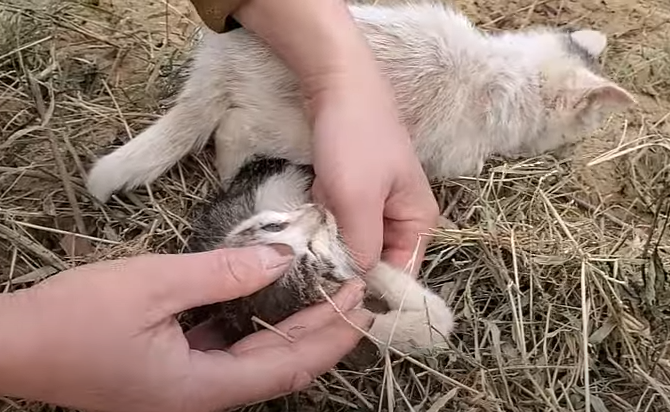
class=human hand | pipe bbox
[0,246,372,412]
[227,0,439,276]
[310,81,439,275]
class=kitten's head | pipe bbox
[224,203,357,281]
[503,27,636,155]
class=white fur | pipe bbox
[254,169,311,213]
[570,30,608,57]
[365,262,454,354]
[86,2,636,203]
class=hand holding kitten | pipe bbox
[234,0,440,275]
[0,246,372,412]
[309,81,439,274]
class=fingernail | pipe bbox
[257,244,295,270]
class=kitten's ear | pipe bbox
[579,83,637,112]
[566,71,637,114]
[570,29,608,57]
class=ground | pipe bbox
[1,0,669,411]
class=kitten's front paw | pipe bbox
[86,155,122,202]
[369,303,454,355]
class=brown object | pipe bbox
[188,0,246,33]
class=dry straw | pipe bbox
[1,0,669,411]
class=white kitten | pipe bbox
[86,2,636,202]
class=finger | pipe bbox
[381,223,432,277]
[125,245,294,316]
[228,279,366,354]
[381,176,439,276]
[189,309,373,411]
[312,179,384,271]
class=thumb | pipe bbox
[132,245,294,316]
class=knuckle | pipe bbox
[414,190,440,224]
[426,201,440,222]
[426,194,439,209]
[283,369,317,395]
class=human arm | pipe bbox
[0,246,371,412]
[188,0,439,273]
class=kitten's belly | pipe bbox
[256,134,313,167]
[218,99,314,165]
[416,129,489,180]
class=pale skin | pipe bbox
[0,246,372,412]
[0,0,437,410]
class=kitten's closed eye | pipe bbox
[261,222,288,232]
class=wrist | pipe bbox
[302,69,400,123]
[233,0,398,110]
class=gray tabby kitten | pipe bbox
[86,2,635,202]
[185,156,454,356]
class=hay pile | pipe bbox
[1,0,669,411]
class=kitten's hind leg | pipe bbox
[365,263,455,355]
[86,98,220,203]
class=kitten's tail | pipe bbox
[86,101,218,203]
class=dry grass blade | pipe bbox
[0,223,67,270]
